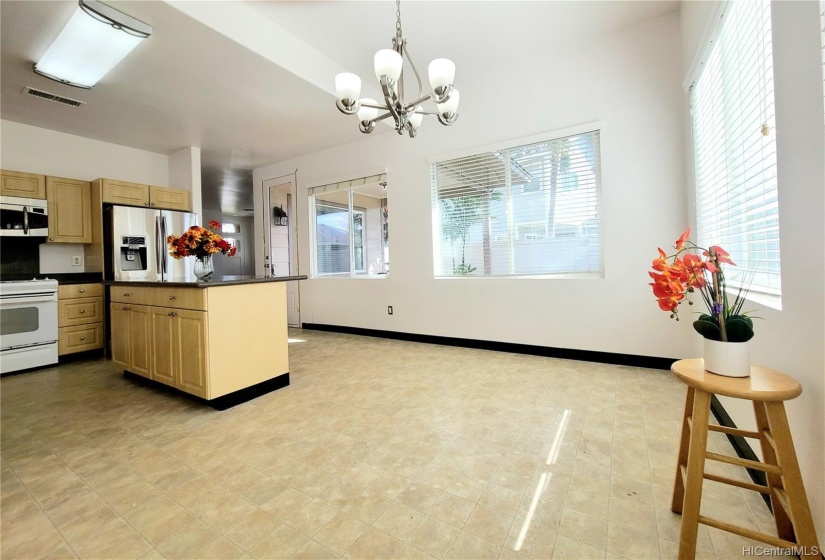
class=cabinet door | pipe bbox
[101,179,149,207]
[1,170,46,199]
[175,309,208,398]
[46,177,92,243]
[149,187,190,211]
[128,305,151,378]
[109,303,131,369]
[150,307,176,387]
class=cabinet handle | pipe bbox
[168,311,177,317]
[79,289,85,293]
[80,310,85,314]
[49,237,54,241]
[169,295,176,300]
[122,306,130,311]
[144,202,149,206]
[80,337,86,341]
[151,203,156,207]
[123,293,130,297]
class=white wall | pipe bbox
[169,147,203,218]
[254,13,693,359]
[681,0,825,541]
[0,120,170,273]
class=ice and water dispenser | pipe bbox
[119,236,148,272]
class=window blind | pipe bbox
[691,0,780,298]
[431,130,602,277]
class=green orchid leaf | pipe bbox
[693,320,722,341]
[725,317,755,342]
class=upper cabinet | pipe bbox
[46,177,92,243]
[100,179,191,212]
[1,170,46,199]
[149,186,190,211]
[100,179,149,207]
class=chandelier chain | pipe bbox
[395,0,402,38]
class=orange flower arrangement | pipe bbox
[649,228,755,343]
[167,220,237,260]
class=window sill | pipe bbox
[313,274,390,280]
[434,272,604,280]
[738,289,782,311]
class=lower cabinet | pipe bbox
[109,303,150,376]
[148,307,208,397]
[58,283,104,355]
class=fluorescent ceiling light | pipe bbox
[34,0,152,89]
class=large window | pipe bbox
[431,130,602,278]
[691,0,780,300]
[310,174,389,277]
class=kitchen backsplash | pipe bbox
[39,243,86,273]
[0,237,40,277]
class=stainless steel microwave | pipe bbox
[0,196,48,237]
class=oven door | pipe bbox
[0,294,58,350]
[0,198,49,237]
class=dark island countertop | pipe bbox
[103,275,307,288]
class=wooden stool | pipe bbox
[670,359,820,559]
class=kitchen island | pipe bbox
[104,275,306,409]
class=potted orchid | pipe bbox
[649,228,755,377]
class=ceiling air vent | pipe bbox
[23,86,85,108]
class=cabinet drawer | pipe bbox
[110,286,155,306]
[59,283,103,299]
[59,297,103,327]
[59,323,104,355]
[154,288,206,310]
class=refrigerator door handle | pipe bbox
[161,216,168,276]
[155,216,163,279]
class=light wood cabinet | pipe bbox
[1,170,46,199]
[108,282,288,403]
[46,177,92,243]
[100,179,191,211]
[109,303,151,376]
[58,283,104,356]
[149,186,190,211]
[101,179,150,207]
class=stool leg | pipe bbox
[764,401,821,557]
[753,401,795,543]
[672,386,695,514]
[678,388,711,560]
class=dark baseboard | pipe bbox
[709,395,772,511]
[123,371,290,410]
[59,349,105,363]
[300,323,677,370]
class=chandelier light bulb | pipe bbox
[409,107,424,130]
[428,58,455,92]
[357,98,379,124]
[374,49,403,83]
[335,73,361,104]
[437,88,460,116]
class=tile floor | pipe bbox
[1,329,777,559]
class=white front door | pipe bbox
[263,178,300,327]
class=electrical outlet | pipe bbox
[72,256,83,266]
[388,306,393,315]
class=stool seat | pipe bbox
[670,359,819,559]
[672,358,802,401]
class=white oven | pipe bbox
[0,279,58,374]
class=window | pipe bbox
[430,130,602,277]
[221,223,240,234]
[691,0,780,300]
[309,173,389,277]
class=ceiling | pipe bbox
[0,1,679,215]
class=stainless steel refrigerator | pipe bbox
[104,205,199,282]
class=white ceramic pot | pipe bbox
[703,338,751,377]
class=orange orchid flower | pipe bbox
[674,228,691,251]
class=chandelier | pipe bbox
[334,0,460,138]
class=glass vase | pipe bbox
[193,255,214,279]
